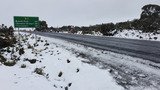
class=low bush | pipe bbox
[3,60,16,66]
[34,68,44,75]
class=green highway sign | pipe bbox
[14,16,39,28]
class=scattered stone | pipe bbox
[109,69,113,73]
[67,59,71,63]
[46,74,49,79]
[65,87,68,90]
[58,71,63,77]
[44,43,49,46]
[76,68,80,73]
[33,43,39,47]
[139,36,143,39]
[28,59,37,64]
[14,82,18,84]
[68,83,72,87]
[58,58,61,60]
[21,64,26,68]
[44,47,48,50]
[149,37,152,40]
[53,85,57,88]
[154,37,157,40]
[97,53,100,55]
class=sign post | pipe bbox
[13,16,39,45]
[14,16,39,28]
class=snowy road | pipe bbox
[33,31,160,63]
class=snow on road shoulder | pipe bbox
[113,29,160,41]
[66,29,160,41]
[0,32,124,90]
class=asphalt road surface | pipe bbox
[33,31,160,63]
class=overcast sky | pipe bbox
[0,0,160,27]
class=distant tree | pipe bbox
[140,4,160,32]
[141,4,160,19]
[100,23,115,36]
[40,21,48,30]
[81,27,90,35]
[35,20,48,31]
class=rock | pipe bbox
[68,83,72,87]
[28,59,37,64]
[0,55,6,63]
[21,64,26,68]
[65,87,68,90]
[76,68,80,73]
[67,59,70,63]
[58,71,63,77]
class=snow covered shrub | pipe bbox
[34,68,45,75]
[6,47,11,53]
[3,60,16,66]
[19,48,25,55]
[0,55,6,63]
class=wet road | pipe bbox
[33,31,160,63]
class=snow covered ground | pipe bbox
[61,29,160,41]
[0,32,123,90]
[113,29,160,41]
[1,32,160,90]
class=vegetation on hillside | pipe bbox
[0,24,16,48]
[35,4,160,36]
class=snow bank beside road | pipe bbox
[0,32,123,90]
[61,29,160,41]
[113,29,160,41]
